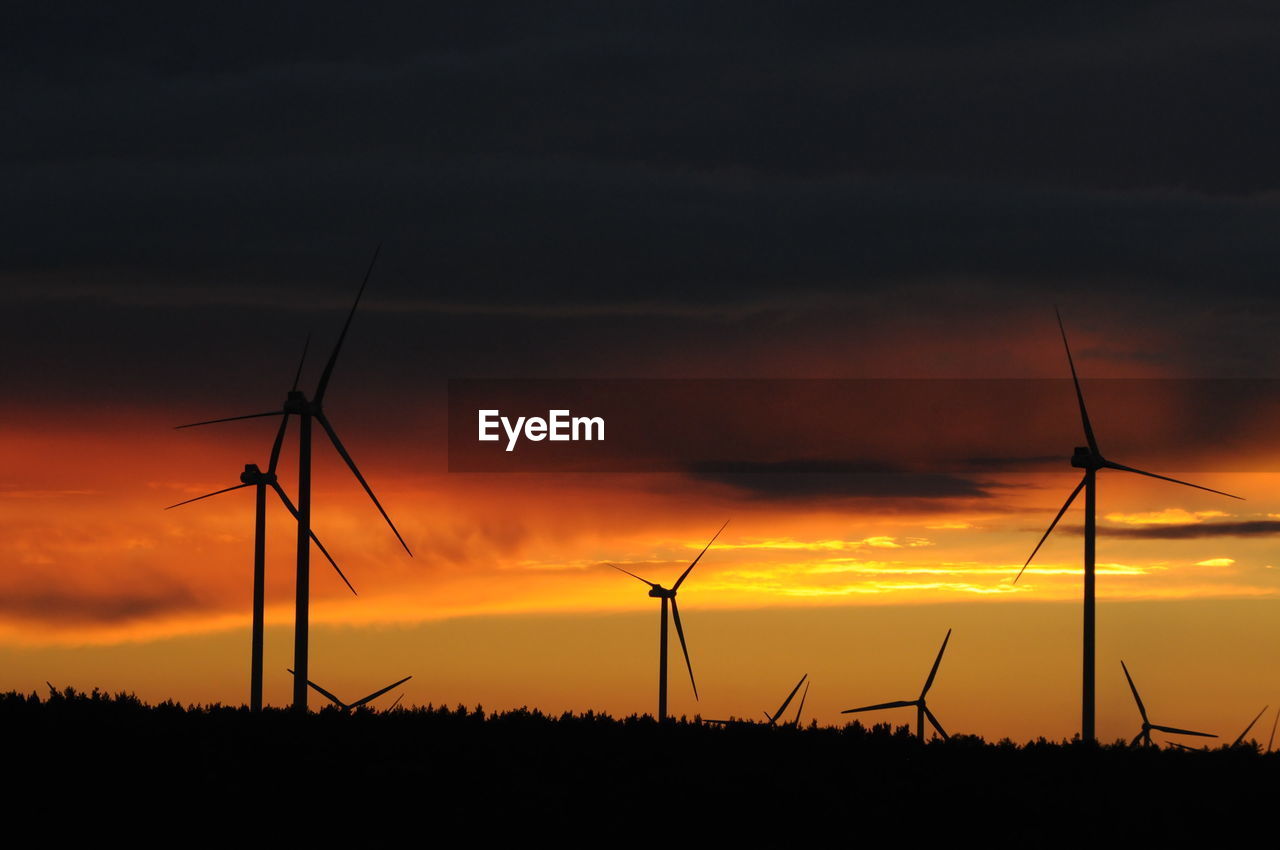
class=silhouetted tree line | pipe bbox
[5,687,1275,838]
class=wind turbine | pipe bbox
[608,520,728,722]
[1121,660,1216,748]
[765,673,809,728]
[167,338,356,712]
[287,669,412,713]
[178,246,412,712]
[704,673,810,727]
[1016,311,1242,743]
[842,628,952,740]
[1231,704,1269,747]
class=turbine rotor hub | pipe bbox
[1070,446,1105,470]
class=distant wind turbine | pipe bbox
[704,673,809,728]
[765,673,809,728]
[287,669,412,713]
[608,520,729,722]
[167,337,355,712]
[842,628,952,740]
[178,246,412,712]
[1121,660,1216,748]
[1016,311,1242,743]
[1231,704,1269,747]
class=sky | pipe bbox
[4,2,1280,743]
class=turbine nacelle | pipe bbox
[283,390,311,414]
[239,463,277,485]
[1070,446,1104,470]
[648,585,675,599]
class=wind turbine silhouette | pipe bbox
[1121,660,1216,748]
[842,628,952,740]
[608,520,728,722]
[704,673,810,727]
[178,246,412,712]
[765,673,808,727]
[1231,704,1269,747]
[168,338,356,712]
[287,669,412,713]
[1015,311,1242,743]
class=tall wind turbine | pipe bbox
[1121,661,1215,748]
[178,246,412,712]
[608,520,728,722]
[168,338,356,712]
[1016,311,1242,742]
[842,628,952,740]
[287,669,412,713]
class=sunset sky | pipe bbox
[4,3,1280,743]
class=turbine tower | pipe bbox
[168,337,356,711]
[287,670,412,713]
[1121,660,1215,747]
[608,520,728,722]
[1016,311,1241,743]
[842,628,952,740]
[179,246,412,712]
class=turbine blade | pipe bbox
[606,563,657,587]
[270,483,358,596]
[1233,705,1268,746]
[286,668,347,709]
[1102,461,1244,501]
[922,705,949,740]
[841,700,916,714]
[793,680,810,728]
[314,244,380,404]
[1150,724,1216,738]
[1130,731,1145,748]
[770,674,808,724]
[920,628,951,699]
[387,693,405,712]
[317,413,412,556]
[1014,476,1086,583]
[164,482,250,509]
[1056,308,1098,454]
[670,597,698,700]
[672,519,730,590]
[349,675,413,709]
[267,412,291,475]
[291,333,312,393]
[1121,660,1150,724]
[175,411,282,430]
[1269,707,1279,753]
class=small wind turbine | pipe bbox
[1121,660,1216,748]
[287,669,412,713]
[179,246,412,712]
[608,520,728,722]
[842,628,952,740]
[1231,704,1269,747]
[764,673,808,728]
[704,673,809,727]
[167,338,355,712]
[1016,311,1242,743]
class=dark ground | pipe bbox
[7,687,1274,840]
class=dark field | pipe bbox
[7,687,1276,839]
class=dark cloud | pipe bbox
[5,2,1280,310]
[1095,521,1280,539]
[687,460,996,502]
[0,584,202,627]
